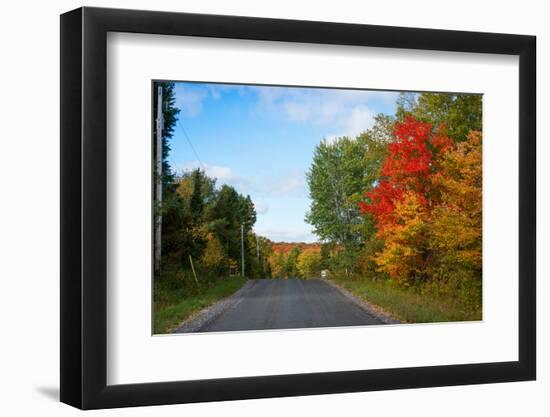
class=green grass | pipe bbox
[330,276,481,323]
[153,276,246,334]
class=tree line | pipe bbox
[268,243,330,279]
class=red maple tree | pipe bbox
[359,116,452,232]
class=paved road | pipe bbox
[198,278,384,332]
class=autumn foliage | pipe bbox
[428,131,482,307]
[359,116,482,306]
[268,243,325,279]
[359,116,452,232]
[271,242,321,255]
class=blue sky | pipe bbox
[169,82,399,243]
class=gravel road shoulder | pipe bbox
[322,279,402,324]
[172,280,257,333]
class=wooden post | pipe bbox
[189,255,199,285]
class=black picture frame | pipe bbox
[60,6,536,410]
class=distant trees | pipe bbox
[267,247,301,279]
[267,243,325,279]
[297,250,322,278]
[247,234,273,278]
[285,246,301,277]
[269,251,287,278]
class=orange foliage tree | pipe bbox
[359,116,481,297]
[427,131,482,306]
[359,116,452,284]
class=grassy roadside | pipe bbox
[330,276,482,324]
[154,276,246,334]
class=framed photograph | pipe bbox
[60,6,536,409]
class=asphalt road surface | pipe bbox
[198,278,384,332]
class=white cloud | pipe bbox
[175,83,251,117]
[207,85,222,100]
[174,83,395,134]
[176,161,263,199]
[176,163,307,200]
[251,86,392,139]
[271,173,306,197]
[177,161,239,184]
[344,105,375,136]
[175,86,208,117]
[204,165,236,183]
[283,100,311,122]
[255,201,269,215]
[324,104,375,142]
[256,229,317,243]
[207,84,248,100]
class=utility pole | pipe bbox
[154,86,163,273]
[256,234,264,277]
[241,224,245,277]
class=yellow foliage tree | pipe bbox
[374,191,429,285]
[201,233,226,273]
[268,252,287,279]
[297,249,322,279]
[372,130,482,294]
[428,131,482,303]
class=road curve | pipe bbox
[194,278,384,333]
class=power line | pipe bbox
[177,119,205,170]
